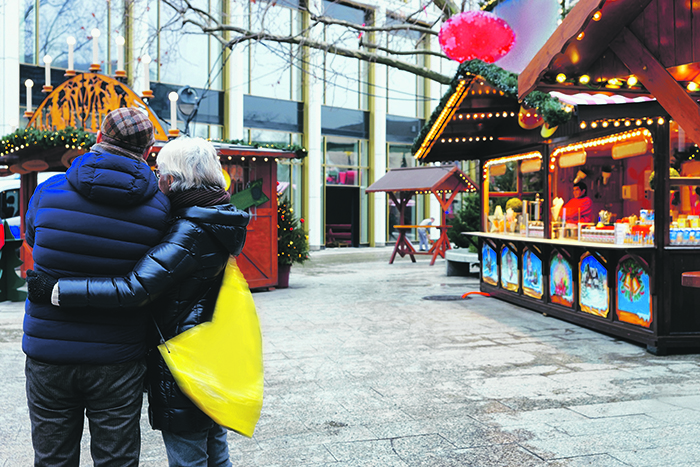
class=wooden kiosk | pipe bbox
[2,72,299,290]
[412,0,700,354]
[366,166,477,265]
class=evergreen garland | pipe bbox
[0,129,308,160]
[277,197,310,266]
[1,127,95,156]
[411,59,573,156]
[221,139,307,159]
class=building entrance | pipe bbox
[325,186,360,247]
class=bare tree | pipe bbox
[159,0,464,85]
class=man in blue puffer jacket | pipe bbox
[23,107,171,466]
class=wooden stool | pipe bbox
[682,271,700,288]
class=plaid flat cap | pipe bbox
[100,108,155,154]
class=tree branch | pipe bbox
[430,0,463,19]
[222,26,453,84]
[160,0,455,84]
[308,13,438,37]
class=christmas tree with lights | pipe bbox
[277,197,309,266]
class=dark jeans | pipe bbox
[161,424,231,467]
[25,357,147,467]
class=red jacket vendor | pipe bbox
[563,181,592,224]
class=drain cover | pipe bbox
[422,295,465,301]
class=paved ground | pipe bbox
[2,247,700,466]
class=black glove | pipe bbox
[26,270,58,304]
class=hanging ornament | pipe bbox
[540,122,558,137]
[518,104,544,130]
[438,11,515,63]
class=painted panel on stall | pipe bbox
[616,257,652,328]
[523,248,543,299]
[579,253,609,317]
[500,245,519,292]
[550,252,574,307]
[482,243,498,286]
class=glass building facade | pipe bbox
[5,0,458,249]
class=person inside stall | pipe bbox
[562,181,593,224]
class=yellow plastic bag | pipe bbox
[158,257,263,438]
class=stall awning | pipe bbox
[366,166,477,194]
[550,92,654,107]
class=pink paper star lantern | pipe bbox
[439,11,515,63]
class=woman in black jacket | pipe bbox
[28,136,249,467]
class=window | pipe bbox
[669,121,698,245]
[248,0,302,101]
[484,154,544,235]
[322,1,368,110]
[21,0,124,74]
[157,0,223,89]
[324,136,369,244]
[385,15,425,118]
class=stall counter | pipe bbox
[465,231,654,250]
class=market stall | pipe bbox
[412,0,700,354]
[366,166,477,265]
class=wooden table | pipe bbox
[391,225,451,266]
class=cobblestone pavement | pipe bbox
[2,247,700,466]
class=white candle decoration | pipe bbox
[168,92,179,131]
[142,54,151,92]
[25,79,34,111]
[115,36,125,72]
[66,36,76,70]
[91,28,101,65]
[43,55,52,87]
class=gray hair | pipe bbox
[156,137,226,192]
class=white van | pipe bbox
[0,172,64,239]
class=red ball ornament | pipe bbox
[439,11,515,63]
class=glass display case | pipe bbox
[548,127,655,245]
[482,151,544,237]
[668,121,700,245]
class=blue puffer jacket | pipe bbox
[23,149,170,365]
[55,203,250,433]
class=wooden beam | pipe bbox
[518,0,606,99]
[518,0,653,100]
[609,27,700,146]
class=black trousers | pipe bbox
[25,357,147,467]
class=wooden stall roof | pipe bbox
[411,60,576,163]
[366,166,477,194]
[411,60,667,164]
[518,0,700,144]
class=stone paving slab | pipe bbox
[2,247,700,466]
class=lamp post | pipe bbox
[115,36,126,78]
[66,36,76,76]
[42,55,53,93]
[168,92,180,138]
[24,79,34,118]
[90,28,101,72]
[141,54,153,98]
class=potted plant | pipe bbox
[277,197,309,288]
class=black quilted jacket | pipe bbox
[57,203,250,433]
